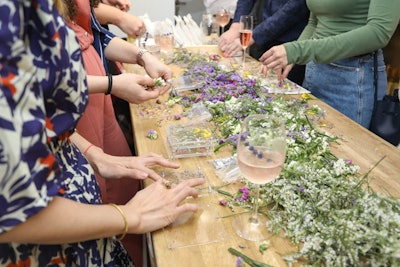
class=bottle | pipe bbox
[201,13,218,44]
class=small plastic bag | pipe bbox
[209,156,242,183]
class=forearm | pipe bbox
[104,37,142,64]
[86,75,109,94]
[94,3,125,26]
[0,196,128,244]
[69,132,106,174]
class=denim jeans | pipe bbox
[302,49,387,128]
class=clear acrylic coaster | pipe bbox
[163,201,231,249]
[161,168,212,197]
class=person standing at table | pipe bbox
[0,0,205,266]
[61,0,175,265]
[218,0,309,84]
[259,0,400,128]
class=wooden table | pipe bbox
[126,46,400,267]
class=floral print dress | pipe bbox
[0,0,132,266]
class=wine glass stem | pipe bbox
[250,184,260,224]
[242,48,246,67]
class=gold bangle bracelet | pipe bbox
[108,203,128,241]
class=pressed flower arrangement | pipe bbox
[168,49,400,266]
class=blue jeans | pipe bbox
[302,50,387,128]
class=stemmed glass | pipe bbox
[154,21,175,61]
[232,114,286,241]
[215,8,230,35]
[238,15,253,67]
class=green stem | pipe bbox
[228,248,274,267]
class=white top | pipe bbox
[203,0,238,17]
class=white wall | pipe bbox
[176,0,206,25]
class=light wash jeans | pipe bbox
[302,49,387,128]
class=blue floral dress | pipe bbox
[0,0,132,266]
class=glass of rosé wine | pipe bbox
[215,8,230,35]
[232,114,286,241]
[238,15,253,67]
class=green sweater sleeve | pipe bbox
[284,0,400,65]
[297,12,317,41]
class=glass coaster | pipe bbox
[160,168,212,197]
[163,201,231,249]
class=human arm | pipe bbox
[104,37,173,81]
[284,0,400,65]
[70,132,180,181]
[218,0,253,55]
[89,9,173,82]
[102,0,130,12]
[218,23,243,57]
[0,176,204,243]
[94,3,145,38]
[85,72,170,104]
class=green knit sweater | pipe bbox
[284,0,400,64]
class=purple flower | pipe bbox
[236,257,243,267]
[146,129,158,140]
[219,200,227,206]
[174,114,182,120]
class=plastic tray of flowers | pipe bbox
[166,122,218,159]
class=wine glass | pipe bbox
[215,8,230,35]
[232,114,286,241]
[154,21,175,61]
[239,15,253,67]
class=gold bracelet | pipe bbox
[108,203,128,241]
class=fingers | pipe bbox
[175,202,199,215]
[171,178,205,202]
[259,45,288,72]
[281,65,292,81]
[143,154,180,169]
[221,39,242,57]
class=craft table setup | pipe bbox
[125,45,400,267]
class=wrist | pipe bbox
[105,73,113,95]
[125,207,141,234]
[83,145,104,173]
[108,203,128,240]
[136,48,150,67]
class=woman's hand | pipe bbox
[140,52,173,82]
[112,73,170,104]
[259,45,289,71]
[218,24,243,57]
[218,23,239,49]
[261,63,294,81]
[86,146,180,181]
[124,178,205,233]
[259,45,292,81]
[118,13,146,38]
